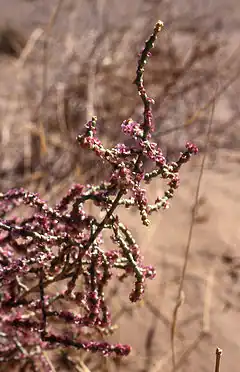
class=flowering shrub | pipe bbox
[0,21,197,369]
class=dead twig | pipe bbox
[170,85,217,369]
[215,348,223,372]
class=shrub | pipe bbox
[0,21,197,370]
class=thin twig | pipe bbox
[39,268,47,337]
[171,85,217,369]
[39,0,65,153]
[173,332,207,371]
[215,348,222,372]
[41,0,65,106]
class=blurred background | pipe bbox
[0,0,239,371]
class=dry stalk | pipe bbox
[214,348,223,372]
[170,86,216,369]
[38,0,65,160]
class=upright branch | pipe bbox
[134,20,164,135]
